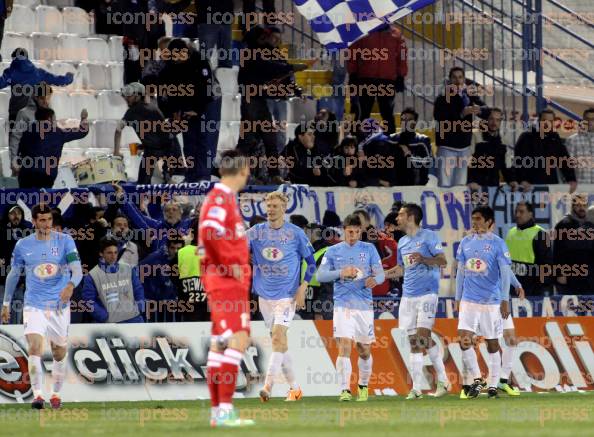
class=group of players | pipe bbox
[1,150,523,428]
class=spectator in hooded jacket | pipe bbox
[467,107,517,190]
[282,123,326,185]
[433,67,487,187]
[139,236,184,322]
[17,107,89,189]
[513,109,577,192]
[347,25,408,134]
[329,136,365,187]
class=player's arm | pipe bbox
[131,266,146,320]
[454,242,466,312]
[296,230,316,309]
[412,233,447,267]
[316,251,340,282]
[2,244,25,323]
[498,242,512,318]
[365,246,385,289]
[63,236,83,304]
[385,248,403,279]
[509,270,525,299]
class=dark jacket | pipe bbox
[328,152,366,187]
[359,132,406,186]
[0,207,32,286]
[553,214,594,294]
[513,128,576,185]
[282,138,325,185]
[467,131,516,187]
[157,48,213,118]
[194,0,233,23]
[138,246,179,301]
[434,85,486,150]
[81,260,145,323]
[0,57,73,120]
[390,131,432,186]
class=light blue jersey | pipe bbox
[317,240,385,310]
[248,222,314,300]
[397,228,444,297]
[456,232,512,304]
[9,231,81,310]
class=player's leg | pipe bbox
[399,297,423,399]
[45,306,70,409]
[261,324,288,400]
[353,309,374,402]
[418,294,449,396]
[23,307,49,409]
[483,305,504,399]
[499,321,520,395]
[458,302,483,399]
[485,338,501,398]
[334,306,354,401]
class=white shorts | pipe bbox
[503,315,515,331]
[399,294,438,335]
[23,306,70,347]
[259,297,296,330]
[333,307,375,344]
[457,301,502,339]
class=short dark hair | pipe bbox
[449,66,465,78]
[111,214,129,226]
[344,214,362,227]
[583,108,594,118]
[472,205,495,223]
[384,212,398,226]
[51,210,63,228]
[402,202,423,225]
[99,236,119,253]
[11,48,28,60]
[167,236,185,247]
[294,122,314,138]
[539,108,555,119]
[339,136,357,150]
[487,107,503,117]
[218,150,249,176]
[31,203,52,219]
[35,107,55,122]
[401,107,419,121]
[516,201,534,215]
[353,209,370,223]
[289,214,308,229]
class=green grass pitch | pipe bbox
[1,392,593,436]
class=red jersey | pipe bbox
[198,182,250,293]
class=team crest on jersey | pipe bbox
[262,247,284,261]
[359,252,366,262]
[466,258,487,273]
[483,244,492,252]
[34,263,59,279]
[51,246,59,256]
[415,242,422,248]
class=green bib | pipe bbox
[178,244,200,278]
[505,225,543,264]
[301,246,329,287]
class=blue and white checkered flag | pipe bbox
[294,0,436,49]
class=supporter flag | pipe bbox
[294,0,436,49]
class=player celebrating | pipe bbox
[456,205,512,399]
[199,150,254,427]
[393,203,449,399]
[1,203,82,409]
[248,192,316,402]
[317,214,385,402]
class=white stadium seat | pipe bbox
[78,62,110,90]
[0,118,7,149]
[35,5,64,34]
[32,32,58,61]
[287,97,316,124]
[6,5,36,34]
[45,0,75,7]
[92,119,117,149]
[109,36,124,62]
[0,148,12,178]
[17,0,40,7]
[108,63,124,91]
[62,7,91,36]
[220,94,241,121]
[69,92,99,120]
[1,32,33,62]
[51,90,74,119]
[97,90,127,119]
[57,33,88,61]
[286,122,299,141]
[87,37,110,62]
[216,67,239,95]
[0,92,9,120]
[217,121,241,151]
[48,61,81,90]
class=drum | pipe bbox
[53,164,78,188]
[74,155,127,185]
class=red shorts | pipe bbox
[207,288,251,337]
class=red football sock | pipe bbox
[218,348,243,405]
[206,351,224,408]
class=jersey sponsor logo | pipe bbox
[402,253,416,268]
[207,206,227,222]
[262,247,284,261]
[466,258,487,273]
[34,262,59,279]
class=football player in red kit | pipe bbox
[198,150,254,427]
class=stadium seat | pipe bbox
[16,0,40,7]
[216,67,239,95]
[108,63,124,91]
[0,118,7,149]
[32,32,58,61]
[45,0,75,7]
[78,62,110,90]
[51,90,74,119]
[62,7,91,36]
[1,32,33,62]
[220,94,241,121]
[0,148,12,178]
[0,92,9,120]
[286,122,299,141]
[69,92,99,120]
[87,37,110,62]
[35,5,64,34]
[109,36,124,62]
[217,121,241,151]
[92,119,117,149]
[286,97,316,124]
[57,33,88,61]
[97,90,128,119]
[5,5,36,34]
[48,61,81,90]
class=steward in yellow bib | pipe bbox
[176,219,207,321]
